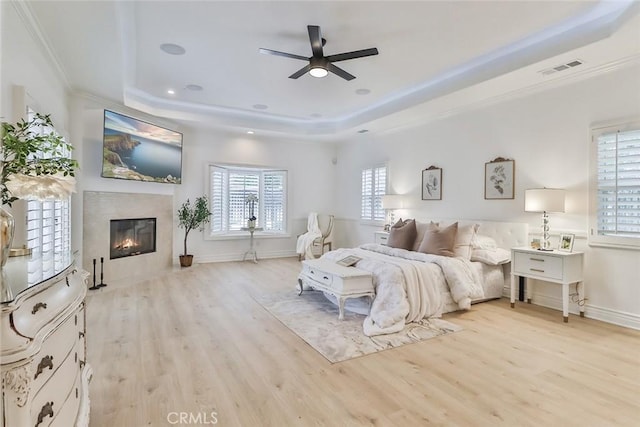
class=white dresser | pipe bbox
[1,256,91,427]
[298,259,374,320]
[510,247,584,322]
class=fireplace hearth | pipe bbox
[110,218,156,259]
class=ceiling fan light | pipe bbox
[309,67,328,78]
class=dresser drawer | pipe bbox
[31,341,80,427]
[29,310,80,393]
[13,269,85,338]
[303,263,333,286]
[50,373,81,427]
[513,252,563,280]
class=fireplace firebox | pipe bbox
[110,218,156,259]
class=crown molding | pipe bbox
[10,0,70,91]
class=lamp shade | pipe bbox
[524,188,565,213]
[381,194,404,210]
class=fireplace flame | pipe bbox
[115,238,137,250]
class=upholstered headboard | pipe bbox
[413,218,529,250]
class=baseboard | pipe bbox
[502,286,640,330]
[194,250,298,264]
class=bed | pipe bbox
[315,219,528,336]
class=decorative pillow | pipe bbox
[417,222,458,257]
[412,221,439,252]
[470,248,511,265]
[452,223,479,259]
[471,234,498,251]
[387,218,417,250]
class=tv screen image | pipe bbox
[102,110,182,184]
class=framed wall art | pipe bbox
[485,157,514,199]
[422,166,442,200]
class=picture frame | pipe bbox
[337,255,362,267]
[558,234,575,252]
[485,157,514,199]
[422,166,442,200]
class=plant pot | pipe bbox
[247,219,256,228]
[179,254,194,267]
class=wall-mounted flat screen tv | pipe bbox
[102,110,182,184]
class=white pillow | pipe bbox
[470,247,511,265]
[453,223,479,260]
[471,234,498,251]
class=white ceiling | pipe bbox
[24,0,640,138]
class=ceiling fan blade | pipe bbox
[259,48,308,61]
[289,64,312,79]
[308,25,324,58]
[325,48,379,63]
[327,63,356,81]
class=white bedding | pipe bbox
[321,244,489,336]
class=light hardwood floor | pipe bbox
[86,257,640,426]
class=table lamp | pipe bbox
[525,188,565,251]
[381,194,404,227]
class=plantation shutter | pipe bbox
[24,107,72,282]
[596,128,640,238]
[228,171,259,230]
[209,166,227,233]
[361,165,387,220]
[373,166,387,221]
[262,170,286,232]
[209,165,288,235]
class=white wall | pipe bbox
[173,126,337,263]
[335,62,640,328]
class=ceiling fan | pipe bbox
[259,25,379,81]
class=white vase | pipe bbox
[1,206,15,267]
[247,219,256,228]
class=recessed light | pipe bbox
[160,43,186,55]
[167,89,175,95]
[185,84,203,91]
[253,104,268,110]
[355,88,371,95]
[247,131,255,135]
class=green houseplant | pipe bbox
[177,196,212,267]
[1,113,78,266]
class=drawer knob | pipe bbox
[34,355,54,379]
[323,276,329,280]
[530,258,545,262]
[35,401,54,427]
[32,302,47,315]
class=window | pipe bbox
[361,165,387,221]
[24,108,72,281]
[209,164,287,235]
[590,122,640,249]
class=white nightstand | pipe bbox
[510,247,584,323]
[374,231,389,245]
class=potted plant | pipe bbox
[1,113,78,266]
[177,196,212,267]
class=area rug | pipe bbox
[253,289,462,363]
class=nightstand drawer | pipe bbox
[513,252,563,280]
[374,231,389,245]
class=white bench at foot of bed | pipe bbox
[297,259,375,320]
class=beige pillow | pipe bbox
[387,219,417,251]
[412,221,439,251]
[418,222,458,257]
[453,223,479,259]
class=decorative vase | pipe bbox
[1,206,15,267]
[247,219,256,228]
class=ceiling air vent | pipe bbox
[539,59,583,76]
